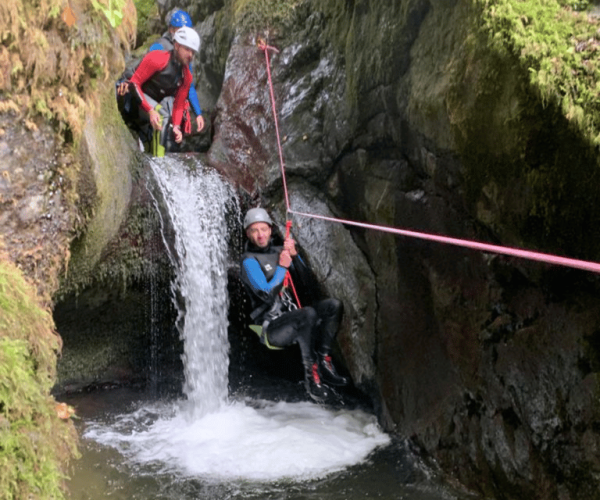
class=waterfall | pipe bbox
[148,156,236,418]
[83,155,390,485]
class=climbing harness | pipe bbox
[249,324,283,350]
[151,104,166,158]
[257,40,600,275]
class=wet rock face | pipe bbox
[54,279,183,394]
[53,155,183,394]
[208,39,280,195]
[203,1,600,498]
[0,114,79,300]
[9,0,594,497]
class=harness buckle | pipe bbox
[280,288,298,311]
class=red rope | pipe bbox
[255,47,303,306]
[282,220,302,307]
[258,39,290,214]
[257,43,600,275]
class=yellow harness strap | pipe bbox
[151,104,166,157]
[249,324,283,350]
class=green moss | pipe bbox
[0,257,78,500]
[91,0,126,28]
[476,0,600,146]
[133,0,159,47]
[228,0,304,34]
[0,0,135,141]
[442,0,600,257]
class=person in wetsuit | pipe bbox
[116,26,200,153]
[239,207,349,403]
[137,9,205,135]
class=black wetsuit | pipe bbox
[240,239,342,368]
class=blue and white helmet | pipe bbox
[170,9,192,28]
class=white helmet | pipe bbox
[244,208,273,230]
[173,27,200,52]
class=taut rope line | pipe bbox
[257,42,600,275]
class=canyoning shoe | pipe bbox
[304,362,329,403]
[319,354,349,387]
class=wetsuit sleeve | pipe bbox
[187,64,202,116]
[289,254,308,274]
[172,66,192,127]
[129,51,170,113]
[148,42,165,52]
[242,258,287,301]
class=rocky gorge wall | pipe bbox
[4,0,599,498]
[185,0,600,498]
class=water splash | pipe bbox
[149,156,236,418]
[83,155,391,484]
[85,398,390,482]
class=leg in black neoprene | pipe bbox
[314,298,349,387]
[264,307,329,402]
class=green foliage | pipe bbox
[91,0,126,28]
[558,0,590,11]
[476,0,600,145]
[133,0,158,47]
[0,0,136,140]
[229,0,304,33]
[0,257,78,500]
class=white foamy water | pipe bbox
[85,399,390,481]
[149,156,233,418]
[85,155,390,482]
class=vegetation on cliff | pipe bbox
[228,0,303,33]
[0,1,138,497]
[0,251,78,500]
[457,0,600,256]
[0,0,135,140]
[131,0,159,48]
[478,0,600,145]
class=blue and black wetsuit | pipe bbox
[240,239,342,369]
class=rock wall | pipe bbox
[21,0,600,498]
[198,1,600,498]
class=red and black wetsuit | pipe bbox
[128,50,192,128]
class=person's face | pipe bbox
[174,42,194,66]
[246,222,272,248]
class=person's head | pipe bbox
[169,9,192,29]
[172,27,200,66]
[244,208,273,249]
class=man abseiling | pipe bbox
[239,207,349,403]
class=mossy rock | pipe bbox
[0,255,78,500]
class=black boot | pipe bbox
[319,354,349,387]
[304,362,329,403]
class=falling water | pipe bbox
[148,156,235,418]
[79,155,401,494]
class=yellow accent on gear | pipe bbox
[151,104,165,157]
[249,324,283,350]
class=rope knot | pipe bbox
[257,37,279,54]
